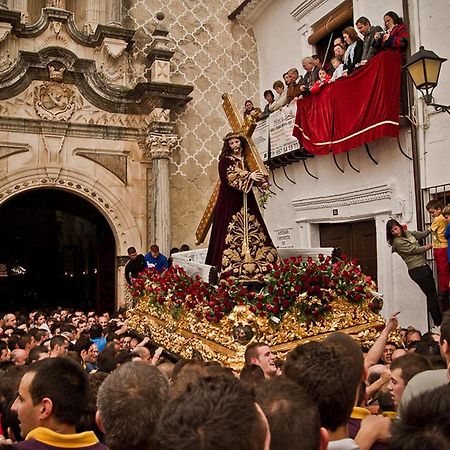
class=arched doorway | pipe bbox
[0,189,116,312]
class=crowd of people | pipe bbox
[0,304,448,449]
[244,11,409,119]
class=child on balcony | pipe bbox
[310,68,331,95]
[330,56,344,82]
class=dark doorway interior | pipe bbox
[319,220,377,282]
[0,189,115,312]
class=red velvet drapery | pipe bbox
[293,51,401,155]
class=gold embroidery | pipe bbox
[222,206,279,281]
[226,157,252,192]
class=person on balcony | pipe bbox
[286,67,303,103]
[258,90,275,120]
[342,26,364,75]
[386,219,442,327]
[269,80,287,112]
[299,57,319,95]
[356,16,383,64]
[310,68,331,95]
[333,43,346,60]
[330,56,344,82]
[373,11,409,54]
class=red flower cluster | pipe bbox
[130,255,377,324]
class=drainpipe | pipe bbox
[402,0,423,230]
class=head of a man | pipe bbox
[284,340,358,433]
[10,349,28,366]
[256,377,327,450]
[11,357,89,438]
[245,343,277,378]
[390,384,450,450]
[154,375,270,450]
[302,57,314,72]
[97,361,170,450]
[49,335,69,357]
[405,328,422,347]
[388,353,432,409]
[355,16,371,36]
[127,246,138,259]
[96,316,107,329]
[150,244,160,259]
[333,44,345,58]
[34,312,46,326]
[3,313,17,328]
[382,341,398,364]
[287,68,299,83]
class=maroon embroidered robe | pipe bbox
[205,155,278,281]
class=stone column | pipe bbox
[85,0,100,34]
[145,133,177,257]
[108,0,121,25]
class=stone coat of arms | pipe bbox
[34,82,76,121]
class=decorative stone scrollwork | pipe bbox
[47,0,66,8]
[101,38,128,59]
[48,62,66,81]
[34,82,76,121]
[145,133,177,160]
[148,108,170,123]
[0,22,11,42]
[0,48,11,73]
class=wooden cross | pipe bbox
[195,93,269,244]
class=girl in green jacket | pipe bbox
[386,219,442,326]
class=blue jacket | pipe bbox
[144,252,168,272]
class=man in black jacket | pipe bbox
[124,246,147,285]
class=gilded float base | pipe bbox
[127,297,385,370]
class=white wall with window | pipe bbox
[235,0,450,331]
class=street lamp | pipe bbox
[405,46,449,115]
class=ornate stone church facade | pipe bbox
[0,0,258,307]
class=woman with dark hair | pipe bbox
[205,132,278,281]
[386,219,442,326]
[342,26,364,74]
[373,11,409,52]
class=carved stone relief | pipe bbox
[0,143,30,159]
[0,48,12,73]
[75,149,128,185]
[145,133,177,160]
[150,60,170,83]
[0,22,11,42]
[42,134,66,164]
[34,82,76,121]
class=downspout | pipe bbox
[402,0,423,230]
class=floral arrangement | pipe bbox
[130,255,379,324]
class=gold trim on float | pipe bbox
[127,297,386,370]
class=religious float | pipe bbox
[127,90,391,369]
[126,254,385,370]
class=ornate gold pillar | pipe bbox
[145,132,177,257]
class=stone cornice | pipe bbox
[291,185,392,211]
[0,116,146,140]
[0,7,135,47]
[290,0,329,22]
[0,47,193,113]
[228,0,272,24]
